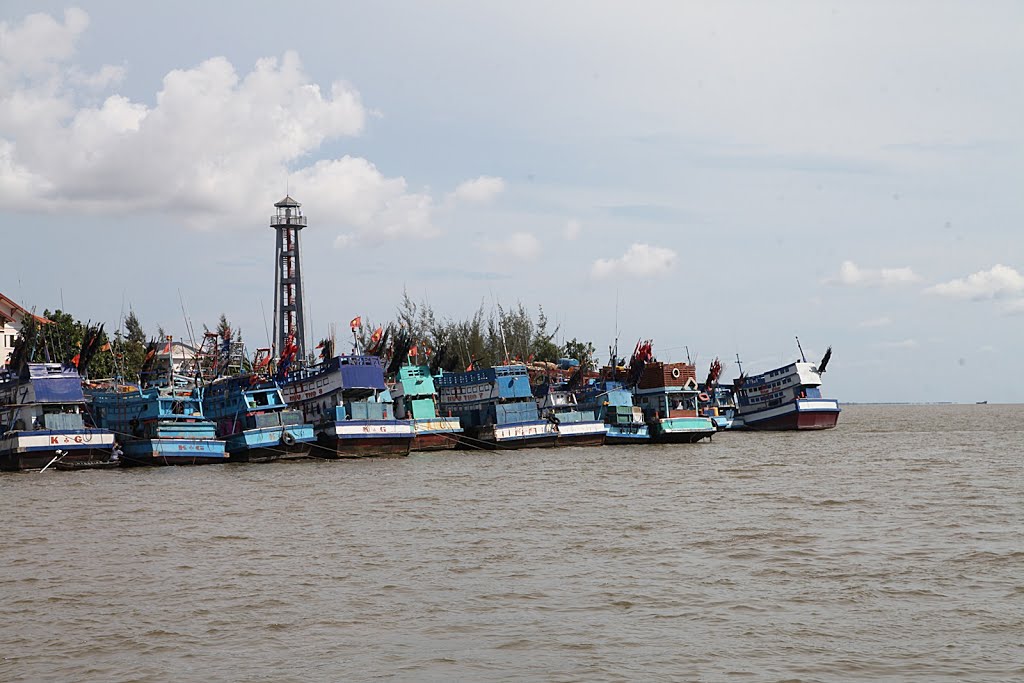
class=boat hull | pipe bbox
[120,438,228,467]
[649,417,716,444]
[315,420,413,458]
[223,425,315,463]
[554,421,607,447]
[0,430,117,471]
[738,399,841,431]
[412,432,460,451]
[604,424,650,445]
[462,421,559,450]
[409,418,463,452]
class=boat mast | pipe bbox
[795,336,807,362]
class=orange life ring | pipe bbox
[698,392,710,402]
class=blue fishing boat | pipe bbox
[391,364,462,451]
[436,365,558,450]
[575,380,650,444]
[536,388,606,447]
[700,385,737,431]
[202,376,315,462]
[0,363,117,471]
[281,355,413,458]
[88,361,226,466]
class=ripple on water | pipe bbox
[1,404,1023,682]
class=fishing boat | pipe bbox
[633,360,716,443]
[87,354,226,466]
[700,385,738,431]
[391,364,462,451]
[436,365,558,450]
[536,387,607,447]
[731,344,840,430]
[202,375,315,462]
[280,354,413,458]
[0,362,117,471]
[575,380,650,444]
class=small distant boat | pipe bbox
[731,343,840,430]
[203,375,315,462]
[281,355,413,458]
[976,400,988,405]
[391,364,463,451]
[0,363,117,471]
[436,365,558,450]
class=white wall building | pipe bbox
[0,293,48,368]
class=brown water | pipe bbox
[2,404,1022,682]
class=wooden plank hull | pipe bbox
[411,432,460,451]
[0,447,115,472]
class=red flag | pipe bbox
[71,353,80,367]
[466,361,474,371]
[409,345,418,357]
[350,316,362,330]
[161,342,172,354]
[370,327,383,344]
[99,342,111,352]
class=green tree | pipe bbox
[561,338,597,371]
[118,310,148,380]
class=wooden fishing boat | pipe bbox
[731,345,840,430]
[436,365,558,450]
[281,355,413,458]
[0,363,117,471]
[391,364,462,451]
[203,375,315,462]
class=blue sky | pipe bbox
[1,2,1022,402]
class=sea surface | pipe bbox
[2,404,1022,682]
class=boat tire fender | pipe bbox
[280,431,296,447]
[671,367,681,379]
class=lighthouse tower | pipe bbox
[271,195,307,363]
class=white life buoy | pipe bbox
[671,367,681,379]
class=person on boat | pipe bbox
[110,441,122,462]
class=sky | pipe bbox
[1,1,1022,403]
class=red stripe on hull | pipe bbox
[745,410,839,431]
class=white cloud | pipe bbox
[926,264,1024,300]
[0,8,467,243]
[484,231,541,259]
[565,218,581,240]
[827,260,920,287]
[449,175,505,203]
[858,315,892,328]
[591,243,677,279]
[874,339,919,350]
